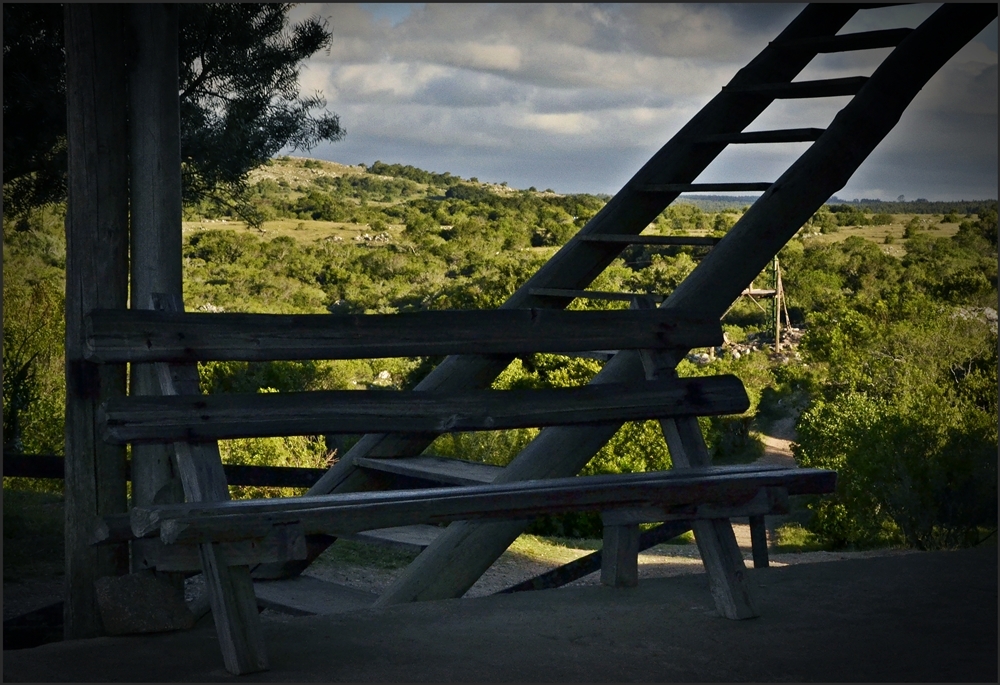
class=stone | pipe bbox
[94,570,196,635]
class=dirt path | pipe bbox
[754,415,797,467]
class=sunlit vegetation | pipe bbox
[4,157,996,549]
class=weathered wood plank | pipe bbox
[84,308,722,363]
[354,455,501,485]
[723,76,868,99]
[101,376,749,444]
[749,515,769,569]
[98,464,799,543]
[528,288,666,303]
[641,183,773,193]
[579,235,722,246]
[135,468,836,544]
[126,3,186,555]
[338,524,443,553]
[63,4,131,639]
[131,527,307,571]
[150,294,268,674]
[601,523,640,588]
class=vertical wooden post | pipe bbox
[601,523,640,588]
[64,4,130,639]
[773,257,781,351]
[126,4,185,525]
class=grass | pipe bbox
[804,216,961,258]
[772,522,828,553]
[182,219,407,245]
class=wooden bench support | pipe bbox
[749,515,769,569]
[634,296,759,619]
[199,544,269,674]
[693,518,757,619]
[601,522,640,588]
[152,295,268,675]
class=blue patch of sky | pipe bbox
[358,3,423,27]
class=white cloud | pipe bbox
[514,112,600,136]
[289,3,996,199]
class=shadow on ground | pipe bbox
[3,544,996,682]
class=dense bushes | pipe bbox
[4,161,996,546]
[790,228,998,549]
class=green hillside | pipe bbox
[4,157,997,546]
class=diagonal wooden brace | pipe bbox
[152,293,269,674]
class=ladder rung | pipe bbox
[725,76,868,99]
[773,28,913,53]
[529,288,666,303]
[696,128,825,145]
[355,455,500,486]
[339,524,442,553]
[640,183,772,193]
[580,234,722,247]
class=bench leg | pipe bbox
[199,544,269,674]
[692,518,758,619]
[749,515,769,569]
[601,524,640,588]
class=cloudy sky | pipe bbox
[288,3,997,200]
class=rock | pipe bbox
[94,571,195,635]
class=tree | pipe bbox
[3,3,345,220]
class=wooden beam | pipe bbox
[100,375,751,444]
[773,28,913,53]
[131,528,307,572]
[84,308,723,363]
[696,128,824,145]
[151,296,269,674]
[63,4,130,639]
[114,464,807,539]
[354,455,501,486]
[131,467,836,544]
[641,183,773,193]
[125,5,187,581]
[666,3,999,324]
[724,76,869,99]
[528,288,666,303]
[578,235,722,246]
[601,523,640,588]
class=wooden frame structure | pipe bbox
[62,2,996,674]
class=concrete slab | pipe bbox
[3,545,996,682]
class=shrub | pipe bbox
[795,391,997,550]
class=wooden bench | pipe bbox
[88,294,835,674]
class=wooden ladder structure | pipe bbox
[62,1,996,676]
[252,3,997,603]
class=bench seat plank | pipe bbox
[84,308,722,363]
[128,467,835,545]
[100,375,751,444]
